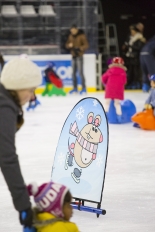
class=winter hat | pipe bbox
[112,57,124,65]
[150,74,155,81]
[107,57,113,66]
[27,182,69,218]
[1,54,42,90]
[136,22,144,33]
[129,24,140,32]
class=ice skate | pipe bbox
[26,103,34,111]
[69,88,78,94]
[34,99,41,107]
[71,172,80,183]
[80,88,87,95]
[142,83,150,92]
[133,123,140,128]
[64,153,70,170]
[117,114,122,123]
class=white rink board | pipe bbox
[4,54,96,88]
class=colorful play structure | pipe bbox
[132,109,155,130]
[106,99,136,124]
[42,62,66,97]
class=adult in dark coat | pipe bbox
[122,25,146,89]
[0,55,42,227]
[140,36,155,92]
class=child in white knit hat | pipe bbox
[0,54,42,228]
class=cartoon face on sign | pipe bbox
[65,112,103,183]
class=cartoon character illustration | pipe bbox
[65,112,103,183]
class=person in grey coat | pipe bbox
[144,74,155,116]
[0,55,42,227]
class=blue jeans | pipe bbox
[72,56,86,89]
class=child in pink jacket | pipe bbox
[102,57,127,123]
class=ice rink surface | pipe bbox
[0,91,155,232]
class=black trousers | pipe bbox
[127,64,141,86]
[72,56,86,89]
[125,57,141,86]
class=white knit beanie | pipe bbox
[1,54,42,90]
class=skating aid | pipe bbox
[71,203,106,215]
[51,97,109,217]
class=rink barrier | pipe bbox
[4,54,97,90]
[35,89,142,94]
[35,86,96,94]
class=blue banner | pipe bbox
[33,60,82,86]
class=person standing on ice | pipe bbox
[101,57,127,123]
[66,25,89,94]
[0,55,42,228]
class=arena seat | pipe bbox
[20,5,37,17]
[38,5,56,16]
[1,5,18,17]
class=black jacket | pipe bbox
[124,38,145,59]
[0,84,31,211]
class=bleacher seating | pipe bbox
[0,1,98,55]
[1,5,18,17]
[38,5,56,16]
[20,5,37,17]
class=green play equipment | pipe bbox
[42,83,66,97]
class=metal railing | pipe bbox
[0,0,98,55]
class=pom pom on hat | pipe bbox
[27,182,39,196]
[1,54,42,90]
[150,74,155,81]
[27,181,69,218]
[112,57,124,65]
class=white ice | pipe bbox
[0,91,155,232]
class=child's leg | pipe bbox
[104,98,111,113]
[114,99,122,115]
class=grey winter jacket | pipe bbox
[145,88,155,108]
[0,83,31,211]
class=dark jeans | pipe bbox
[72,56,86,89]
[127,64,141,86]
[140,54,155,84]
[125,57,141,87]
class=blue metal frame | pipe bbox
[71,203,106,215]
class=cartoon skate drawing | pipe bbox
[65,112,103,183]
